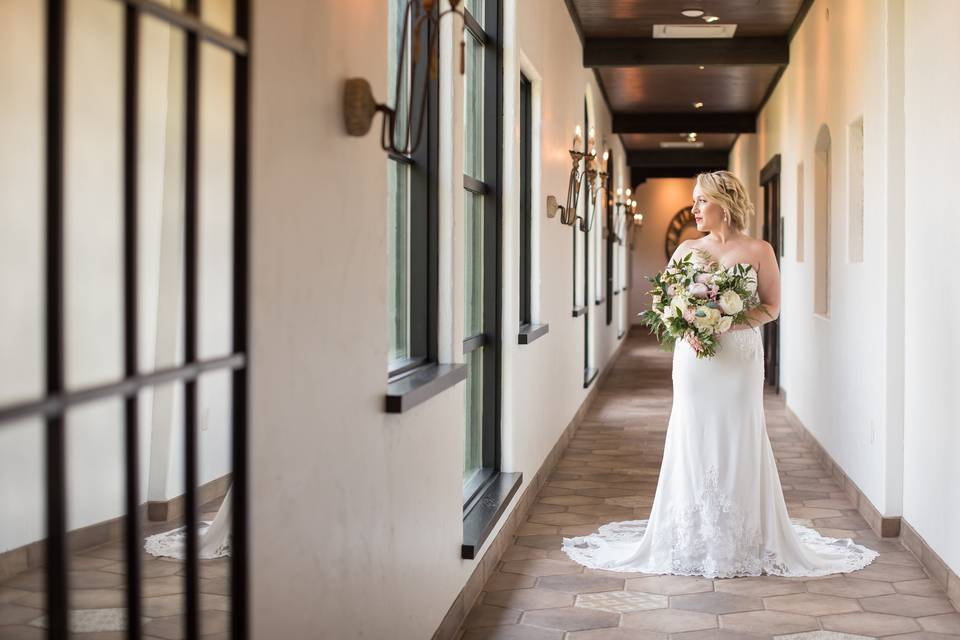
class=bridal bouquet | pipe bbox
[638,249,764,358]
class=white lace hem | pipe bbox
[562,518,878,579]
[143,521,231,560]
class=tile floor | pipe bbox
[457,333,960,640]
[0,496,231,639]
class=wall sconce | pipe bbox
[546,126,608,232]
[609,187,632,243]
[343,0,465,155]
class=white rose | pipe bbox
[717,315,733,333]
[719,290,744,315]
[692,306,721,331]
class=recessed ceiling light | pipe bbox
[681,8,705,18]
[703,15,720,22]
[698,65,705,70]
[693,102,704,109]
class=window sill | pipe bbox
[385,363,468,413]
[518,323,549,345]
[583,367,598,388]
[572,306,586,318]
[462,471,522,559]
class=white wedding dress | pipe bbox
[563,278,878,578]
[144,486,232,560]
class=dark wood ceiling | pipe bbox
[565,0,812,179]
[571,0,807,38]
[597,65,780,113]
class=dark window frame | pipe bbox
[519,73,532,329]
[461,0,515,545]
[387,1,440,382]
[581,98,596,386]
[605,152,614,325]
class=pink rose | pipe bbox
[682,308,696,323]
[689,282,709,298]
[694,273,712,285]
[686,333,703,352]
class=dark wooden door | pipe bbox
[760,155,781,391]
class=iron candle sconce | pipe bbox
[547,126,608,233]
[342,0,465,155]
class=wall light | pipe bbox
[343,0,465,155]
[546,126,608,232]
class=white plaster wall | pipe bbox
[627,178,696,325]
[249,1,627,637]
[0,0,235,553]
[729,0,897,519]
[902,0,960,575]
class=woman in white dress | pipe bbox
[562,170,877,578]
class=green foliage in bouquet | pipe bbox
[638,249,770,358]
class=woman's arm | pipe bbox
[732,241,780,330]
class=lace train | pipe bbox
[144,486,232,560]
[563,515,878,579]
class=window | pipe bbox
[848,116,864,263]
[463,0,502,504]
[519,74,532,328]
[796,161,805,262]
[814,124,831,316]
[605,153,614,325]
[581,98,596,386]
[387,0,439,379]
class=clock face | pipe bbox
[664,206,704,260]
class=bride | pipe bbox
[562,170,877,578]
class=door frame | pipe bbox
[759,154,782,391]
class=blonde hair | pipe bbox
[695,170,754,232]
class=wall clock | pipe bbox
[664,206,704,260]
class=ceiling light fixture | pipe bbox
[698,65,705,70]
[703,15,720,23]
[681,8,705,17]
[693,102,704,109]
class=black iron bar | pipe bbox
[0,355,246,426]
[122,4,144,638]
[44,1,68,637]
[112,0,247,54]
[183,0,201,636]
[230,0,250,637]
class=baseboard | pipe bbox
[431,328,633,640]
[780,398,901,539]
[0,473,231,582]
[147,473,233,522]
[778,392,960,611]
[899,519,960,611]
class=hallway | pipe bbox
[458,334,960,640]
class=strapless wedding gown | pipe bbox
[562,322,878,578]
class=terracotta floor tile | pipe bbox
[919,613,960,634]
[482,588,574,611]
[719,610,818,635]
[859,593,955,617]
[520,606,619,632]
[461,624,563,640]
[670,591,764,615]
[621,607,717,633]
[626,575,714,596]
[763,592,861,616]
[464,604,523,629]
[715,576,807,598]
[820,611,921,636]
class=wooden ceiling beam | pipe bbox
[614,112,756,134]
[584,37,789,67]
[631,166,726,185]
[628,149,729,168]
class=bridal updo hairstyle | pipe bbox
[695,170,754,232]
